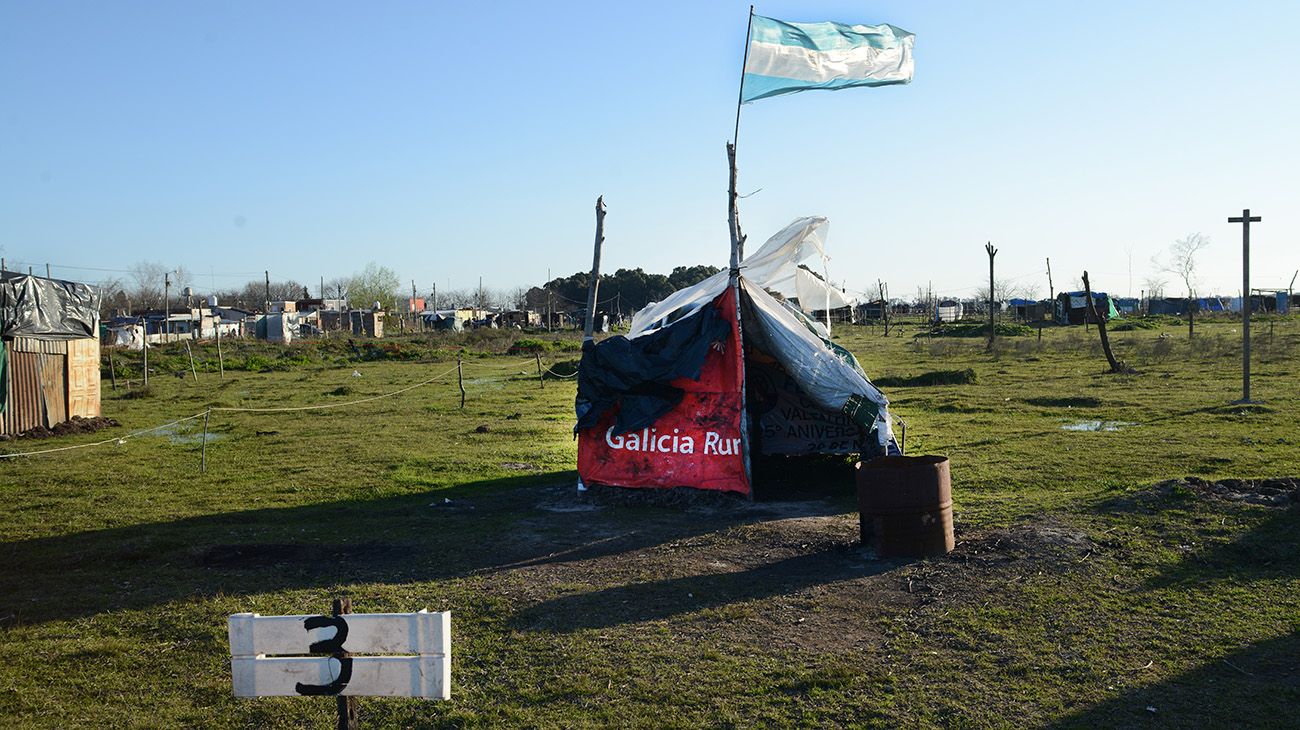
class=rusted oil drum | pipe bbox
[855,455,954,557]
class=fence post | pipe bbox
[200,409,210,473]
[457,353,465,409]
[186,341,198,381]
[536,352,544,389]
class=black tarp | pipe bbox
[0,274,101,339]
[575,301,731,436]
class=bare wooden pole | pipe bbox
[985,242,998,350]
[215,322,224,380]
[1229,208,1262,402]
[878,280,890,336]
[1046,257,1055,323]
[200,409,210,473]
[583,196,607,341]
[726,141,754,500]
[536,352,544,389]
[108,349,117,391]
[457,353,465,409]
[142,320,149,386]
[185,341,198,381]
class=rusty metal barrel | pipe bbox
[855,455,954,557]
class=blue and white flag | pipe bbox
[742,15,914,103]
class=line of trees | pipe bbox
[94,261,723,319]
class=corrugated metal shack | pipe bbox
[1,273,101,434]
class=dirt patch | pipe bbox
[0,416,121,442]
[501,462,540,471]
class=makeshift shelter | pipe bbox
[0,273,101,434]
[575,218,897,498]
[1056,291,1119,325]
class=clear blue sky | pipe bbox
[2,1,1297,301]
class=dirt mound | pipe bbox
[1179,476,1299,507]
[0,416,121,441]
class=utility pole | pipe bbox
[1228,208,1262,403]
[546,267,552,332]
[985,242,998,350]
[264,270,270,312]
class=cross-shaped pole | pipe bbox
[1228,208,1262,402]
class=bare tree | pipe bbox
[128,261,169,310]
[1157,232,1210,336]
[1143,275,1167,301]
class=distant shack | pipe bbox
[0,273,101,434]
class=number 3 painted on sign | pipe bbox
[295,615,352,696]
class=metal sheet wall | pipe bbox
[2,336,101,434]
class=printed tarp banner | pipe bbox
[577,293,749,495]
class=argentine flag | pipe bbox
[742,15,914,103]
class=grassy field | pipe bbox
[1,316,1297,728]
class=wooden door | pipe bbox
[66,339,101,418]
[37,354,66,427]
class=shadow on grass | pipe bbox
[1143,504,1299,590]
[510,546,888,633]
[1048,630,1300,729]
[0,472,847,627]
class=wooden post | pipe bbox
[108,349,117,390]
[216,323,224,380]
[200,409,209,473]
[142,321,149,386]
[1083,271,1126,373]
[185,341,198,381]
[457,353,465,409]
[1228,209,1261,402]
[985,242,998,350]
[583,196,606,341]
[726,141,754,500]
[333,597,358,730]
[878,280,890,336]
[1188,289,1195,339]
[536,352,544,389]
[1046,257,1055,323]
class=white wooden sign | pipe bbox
[228,610,450,700]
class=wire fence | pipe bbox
[0,355,577,463]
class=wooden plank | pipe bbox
[228,611,449,657]
[37,353,65,427]
[230,655,449,699]
[65,339,100,418]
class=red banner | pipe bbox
[577,292,749,496]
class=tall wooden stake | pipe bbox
[1229,208,1262,402]
[216,322,224,380]
[457,353,465,409]
[200,409,209,473]
[185,341,198,381]
[142,319,149,386]
[1046,257,1055,323]
[108,349,117,390]
[583,196,606,341]
[985,242,998,350]
[536,352,544,389]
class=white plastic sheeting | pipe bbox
[624,216,891,450]
[628,217,855,338]
[740,279,893,451]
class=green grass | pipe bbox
[2,318,1298,728]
